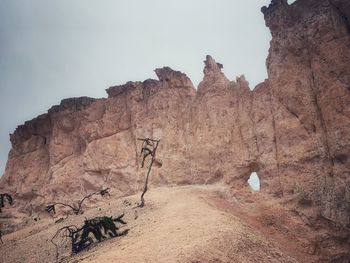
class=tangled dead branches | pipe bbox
[46,188,110,216]
[51,214,128,260]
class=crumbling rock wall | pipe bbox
[0,0,349,239]
[262,0,350,228]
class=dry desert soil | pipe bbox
[0,185,319,263]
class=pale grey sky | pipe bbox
[0,0,296,175]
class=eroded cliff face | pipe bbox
[0,0,349,250]
[262,0,350,228]
[0,68,197,223]
[190,57,279,192]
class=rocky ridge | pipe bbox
[0,0,349,260]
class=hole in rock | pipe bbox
[247,172,260,192]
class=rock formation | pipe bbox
[0,0,349,257]
[262,0,350,227]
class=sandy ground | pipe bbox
[0,184,318,263]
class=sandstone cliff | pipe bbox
[0,0,349,251]
[262,0,350,228]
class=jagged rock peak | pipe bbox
[197,55,231,94]
[49,97,96,113]
[236,75,250,91]
[154,67,194,88]
[261,0,288,15]
[203,55,224,76]
[261,0,294,33]
[106,67,194,98]
[106,81,142,98]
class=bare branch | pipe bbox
[138,138,161,207]
[45,188,111,217]
[51,225,79,260]
[51,214,128,260]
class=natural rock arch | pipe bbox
[247,172,260,192]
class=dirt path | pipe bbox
[205,188,320,263]
[73,185,298,263]
[1,185,309,263]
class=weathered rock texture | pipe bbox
[0,0,349,258]
[262,0,350,228]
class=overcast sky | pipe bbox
[0,0,297,176]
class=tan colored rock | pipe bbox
[0,3,349,259]
[262,0,350,226]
